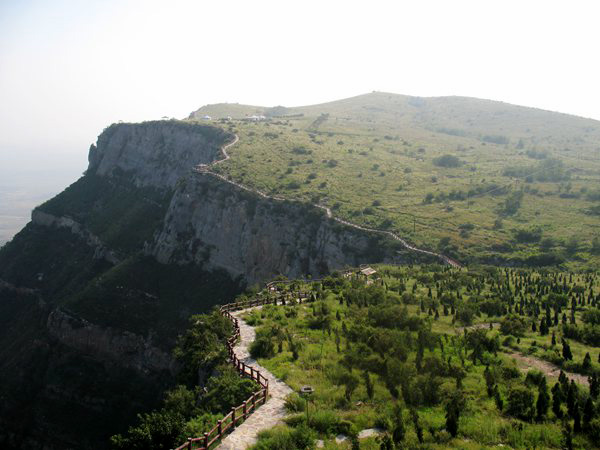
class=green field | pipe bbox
[242,265,600,449]
[189,92,600,270]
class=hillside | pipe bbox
[191,92,600,269]
[110,265,600,449]
[1,92,599,448]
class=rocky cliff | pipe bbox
[0,119,401,449]
[151,174,398,284]
[88,121,231,189]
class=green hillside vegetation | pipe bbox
[117,265,600,449]
[242,265,600,449]
[191,92,600,270]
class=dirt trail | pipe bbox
[194,134,461,268]
[506,352,589,387]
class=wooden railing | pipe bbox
[173,283,312,450]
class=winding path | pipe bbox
[216,307,292,449]
[194,134,462,268]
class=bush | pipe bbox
[433,154,462,168]
[199,366,258,414]
[254,424,316,450]
[284,393,305,413]
[500,315,527,337]
[506,386,535,421]
[110,410,185,450]
[250,334,275,359]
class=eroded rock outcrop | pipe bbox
[88,121,231,189]
[47,308,174,375]
[31,210,120,264]
[151,175,398,284]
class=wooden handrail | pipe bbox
[173,291,294,449]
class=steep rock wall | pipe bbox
[151,175,400,284]
[88,121,231,189]
[47,308,174,375]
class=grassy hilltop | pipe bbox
[190,92,600,270]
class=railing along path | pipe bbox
[173,286,311,450]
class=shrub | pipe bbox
[433,154,462,168]
[284,393,305,413]
[500,315,527,337]
[506,386,535,421]
[249,334,275,359]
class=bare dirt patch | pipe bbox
[506,351,589,387]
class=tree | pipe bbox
[567,380,577,418]
[507,386,535,422]
[582,352,592,373]
[410,409,424,444]
[590,373,600,400]
[536,377,550,420]
[110,410,185,450]
[484,366,495,397]
[583,397,595,428]
[392,403,405,445]
[562,422,573,450]
[445,392,464,437]
[552,382,563,418]
[573,401,582,433]
[494,385,504,411]
[562,339,573,361]
[173,312,232,386]
[364,371,375,401]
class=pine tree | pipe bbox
[392,403,405,445]
[573,401,581,433]
[583,397,595,428]
[582,352,592,373]
[494,385,504,411]
[536,377,550,420]
[551,332,556,346]
[562,422,573,450]
[410,409,423,444]
[445,392,463,437]
[562,340,573,361]
[590,373,600,400]
[484,366,495,398]
[567,380,577,418]
[552,382,563,418]
[364,371,374,401]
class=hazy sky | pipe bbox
[2,0,600,161]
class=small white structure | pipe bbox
[248,114,267,122]
[202,115,212,120]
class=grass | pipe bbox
[189,92,600,270]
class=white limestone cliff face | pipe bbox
[150,175,397,284]
[88,121,231,189]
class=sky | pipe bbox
[1,0,600,241]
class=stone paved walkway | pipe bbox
[216,307,293,449]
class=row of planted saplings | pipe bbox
[173,284,312,449]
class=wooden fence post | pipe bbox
[187,437,192,449]
[243,400,247,419]
[203,432,208,448]
[217,419,222,437]
[231,407,236,427]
